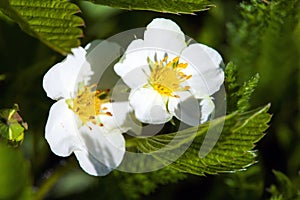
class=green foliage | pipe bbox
[90,0,214,14]
[114,167,187,199]
[78,1,121,39]
[236,73,260,112]
[225,62,260,113]
[207,165,264,199]
[0,104,27,146]
[50,169,96,199]
[0,0,84,55]
[227,0,299,101]
[268,170,300,200]
[133,104,271,176]
[0,143,31,200]
[227,1,299,197]
[0,10,13,23]
[0,74,5,81]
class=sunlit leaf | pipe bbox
[132,104,271,175]
[0,0,84,55]
[90,0,214,14]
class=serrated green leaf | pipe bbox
[0,0,84,55]
[225,62,240,112]
[225,62,260,113]
[90,0,214,14]
[131,104,271,176]
[236,73,260,112]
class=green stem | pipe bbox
[34,158,75,200]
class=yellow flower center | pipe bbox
[147,55,191,98]
[67,84,112,126]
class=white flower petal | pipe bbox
[201,68,224,95]
[99,102,142,135]
[114,40,148,79]
[181,43,224,95]
[74,149,110,176]
[45,99,81,157]
[84,40,122,89]
[185,69,224,98]
[144,18,186,53]
[43,47,93,100]
[200,96,215,123]
[182,43,223,71]
[75,124,125,176]
[168,91,201,126]
[126,39,145,52]
[114,62,149,89]
[129,88,172,124]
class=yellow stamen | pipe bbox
[67,85,112,126]
[147,54,192,98]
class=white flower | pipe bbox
[114,18,224,126]
[43,45,132,176]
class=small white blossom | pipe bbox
[43,45,132,176]
[114,18,224,126]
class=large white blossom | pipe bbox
[114,18,224,126]
[43,45,132,176]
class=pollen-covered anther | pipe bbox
[162,56,168,62]
[172,57,179,63]
[67,85,112,126]
[147,54,192,98]
[106,112,113,116]
[177,63,188,69]
[178,72,192,80]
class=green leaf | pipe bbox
[224,62,240,112]
[0,143,31,200]
[90,0,214,14]
[0,104,27,146]
[269,170,300,200]
[0,10,13,23]
[0,74,5,81]
[114,167,187,199]
[236,73,260,112]
[225,62,260,113]
[227,0,299,102]
[0,0,84,55]
[131,104,271,176]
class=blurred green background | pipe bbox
[0,0,299,199]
